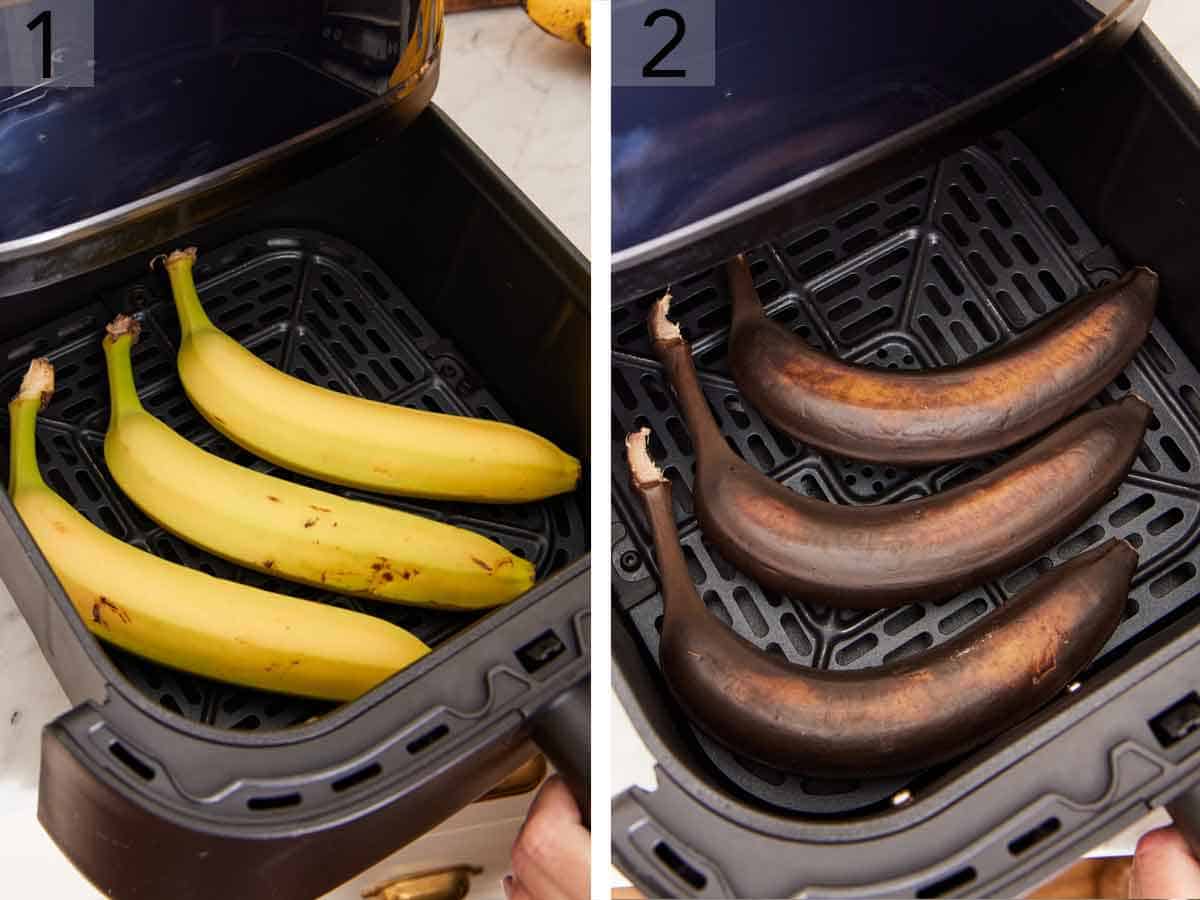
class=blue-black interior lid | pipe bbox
[612,0,1144,267]
[0,0,439,244]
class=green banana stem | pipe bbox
[102,317,146,421]
[8,359,53,496]
[162,247,212,338]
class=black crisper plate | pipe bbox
[0,228,586,731]
[611,131,1200,815]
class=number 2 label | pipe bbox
[642,9,686,79]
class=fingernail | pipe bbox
[502,875,514,900]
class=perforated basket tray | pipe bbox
[611,130,1200,815]
[0,227,586,732]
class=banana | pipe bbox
[8,360,431,702]
[523,0,590,47]
[628,428,1135,777]
[102,316,534,610]
[160,248,580,503]
[650,294,1150,609]
[727,255,1158,465]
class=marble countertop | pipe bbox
[0,8,587,897]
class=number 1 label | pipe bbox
[0,1,94,88]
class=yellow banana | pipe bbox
[161,248,580,503]
[8,359,430,701]
[102,316,534,610]
[524,0,590,47]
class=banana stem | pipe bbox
[8,369,48,497]
[162,247,212,338]
[103,330,145,420]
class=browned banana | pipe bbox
[649,295,1150,608]
[726,255,1158,465]
[627,428,1136,777]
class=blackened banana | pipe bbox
[627,428,1135,777]
[727,255,1157,465]
[650,295,1150,608]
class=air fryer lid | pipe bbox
[0,0,440,246]
[611,0,1147,298]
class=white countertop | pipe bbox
[0,8,588,897]
[610,0,1200,890]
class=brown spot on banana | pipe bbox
[97,596,130,624]
[471,556,494,573]
[649,301,1151,609]
[724,256,1158,464]
[303,517,318,528]
[627,431,1137,778]
[310,505,331,512]
[266,496,280,503]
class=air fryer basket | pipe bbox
[0,107,589,900]
[612,28,1200,900]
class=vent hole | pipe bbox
[919,316,956,364]
[1009,817,1061,855]
[331,762,382,792]
[1012,234,1040,265]
[939,597,988,634]
[842,307,892,343]
[815,274,860,305]
[1145,335,1175,375]
[843,229,880,256]
[884,605,925,635]
[1010,159,1044,196]
[786,229,829,257]
[866,247,910,276]
[883,632,933,663]
[987,198,1014,229]
[995,290,1025,328]
[1160,436,1191,472]
[962,301,996,343]
[949,185,981,222]
[1148,507,1184,536]
[834,633,878,665]
[918,867,976,898]
[1150,563,1196,599]
[941,213,969,247]
[109,742,155,781]
[884,177,927,204]
[517,630,566,673]
[884,205,922,230]
[836,202,879,231]
[1039,270,1067,304]
[653,842,707,890]
[1151,693,1200,748]
[733,586,768,637]
[931,256,964,296]
[247,792,301,810]
[407,723,450,755]
[796,250,837,280]
[1045,207,1079,245]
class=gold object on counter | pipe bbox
[362,865,482,900]
[478,753,547,802]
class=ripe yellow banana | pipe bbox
[9,359,431,702]
[102,316,535,610]
[162,248,580,503]
[524,0,590,47]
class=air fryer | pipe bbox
[0,3,589,898]
[610,4,1200,898]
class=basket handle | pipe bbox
[529,675,591,828]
